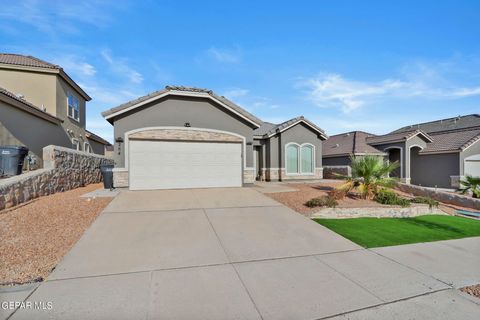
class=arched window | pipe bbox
[301,145,314,173]
[286,143,315,174]
[286,144,299,174]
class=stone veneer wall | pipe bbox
[312,205,446,219]
[323,166,351,179]
[396,183,480,210]
[0,145,113,210]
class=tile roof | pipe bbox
[0,86,62,123]
[86,130,111,146]
[0,53,60,69]
[254,116,328,139]
[323,131,384,157]
[366,129,433,145]
[391,114,480,134]
[102,85,263,126]
[420,128,480,153]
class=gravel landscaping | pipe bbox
[0,183,113,285]
[265,182,406,216]
[461,284,480,299]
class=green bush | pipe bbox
[305,195,338,208]
[374,189,411,207]
[410,196,439,209]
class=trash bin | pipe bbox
[0,146,29,177]
[100,164,114,190]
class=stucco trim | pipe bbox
[129,128,244,143]
[104,90,261,128]
[284,142,316,176]
[266,119,328,140]
[384,146,404,178]
[123,126,248,170]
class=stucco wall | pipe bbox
[0,145,113,210]
[460,139,480,175]
[410,151,459,188]
[87,138,106,155]
[0,100,71,167]
[112,96,256,168]
[0,68,57,115]
[56,77,87,148]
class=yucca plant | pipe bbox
[459,175,480,198]
[337,155,400,200]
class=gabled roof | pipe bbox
[323,131,385,157]
[0,53,91,101]
[420,128,480,154]
[0,86,63,124]
[102,85,263,128]
[254,116,328,140]
[391,114,480,134]
[86,130,111,146]
[366,129,433,145]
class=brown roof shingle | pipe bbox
[323,131,384,157]
[366,129,433,145]
[0,53,60,69]
[420,128,480,153]
[391,114,480,134]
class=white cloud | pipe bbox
[101,49,143,84]
[206,46,241,63]
[52,55,96,77]
[300,61,480,113]
[0,0,123,35]
[223,88,249,98]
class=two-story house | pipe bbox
[0,53,110,167]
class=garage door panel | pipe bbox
[465,160,480,177]
[129,140,242,190]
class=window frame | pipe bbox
[72,138,80,151]
[84,142,92,153]
[284,142,315,175]
[67,92,80,122]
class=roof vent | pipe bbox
[345,133,350,136]
[334,143,340,148]
[16,93,25,100]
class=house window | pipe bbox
[301,145,314,173]
[286,144,299,174]
[68,93,80,121]
[286,143,315,174]
[72,138,80,151]
[84,142,92,153]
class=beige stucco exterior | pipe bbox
[0,65,89,151]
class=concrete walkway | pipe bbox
[2,187,480,319]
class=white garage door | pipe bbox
[129,140,242,190]
[465,155,480,177]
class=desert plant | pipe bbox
[374,189,410,207]
[328,188,347,200]
[337,155,400,199]
[410,196,439,209]
[304,195,338,208]
[459,175,480,198]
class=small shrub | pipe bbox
[410,196,439,209]
[374,189,411,207]
[305,195,338,208]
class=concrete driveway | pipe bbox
[4,187,480,319]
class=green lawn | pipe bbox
[314,215,480,248]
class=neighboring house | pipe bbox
[0,53,110,166]
[102,85,328,190]
[323,131,386,166]
[323,114,480,188]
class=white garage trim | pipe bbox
[464,154,480,177]
[124,126,247,169]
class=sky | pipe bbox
[1,0,479,142]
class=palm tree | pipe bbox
[459,175,480,198]
[337,155,400,200]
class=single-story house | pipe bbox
[102,85,328,190]
[322,114,480,188]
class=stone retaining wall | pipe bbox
[0,145,113,210]
[312,204,446,219]
[323,166,351,179]
[396,183,480,210]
